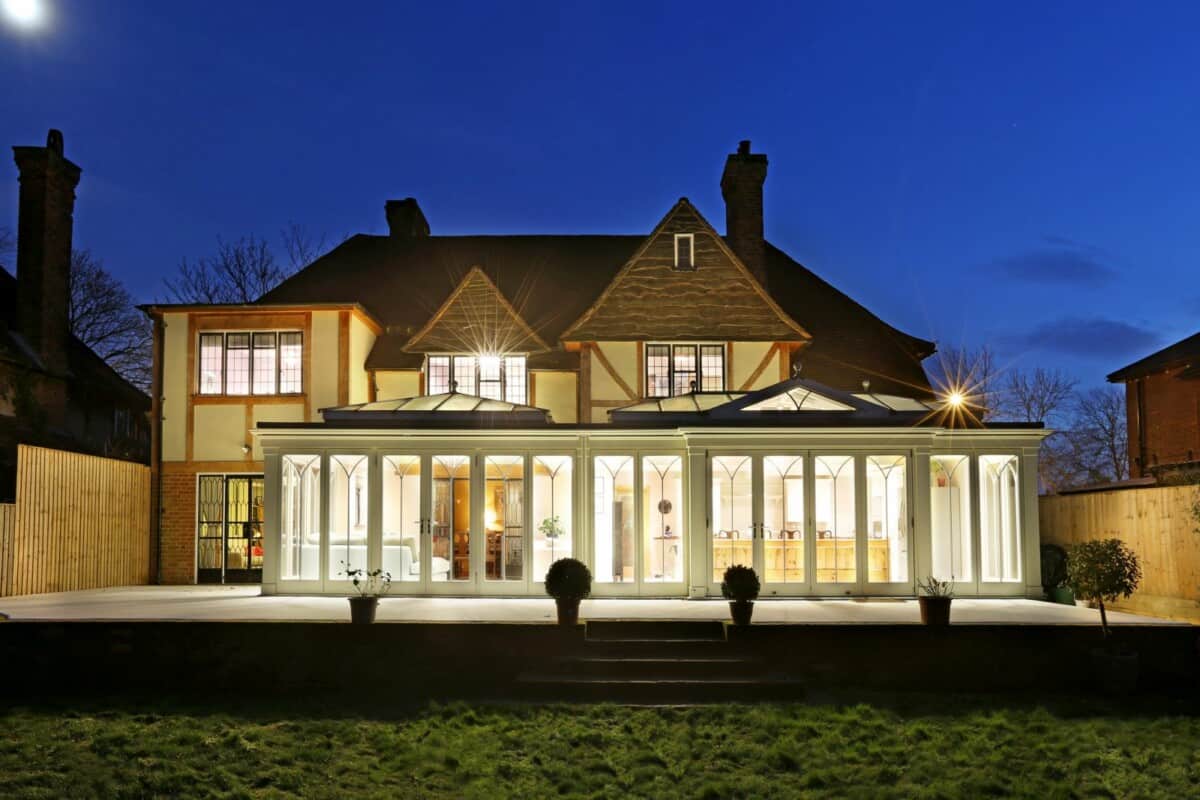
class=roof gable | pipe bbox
[402,266,549,354]
[561,199,809,342]
[1107,330,1200,382]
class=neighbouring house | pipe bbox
[0,131,150,501]
[1108,331,1200,481]
[143,141,1046,598]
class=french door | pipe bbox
[381,453,575,596]
[709,454,913,597]
[197,474,264,585]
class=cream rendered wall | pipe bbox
[162,312,189,461]
[533,371,577,423]
[348,316,376,405]
[309,311,340,413]
[375,370,421,401]
[192,404,248,461]
[252,403,306,460]
[590,342,637,401]
[731,342,781,391]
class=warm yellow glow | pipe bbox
[3,0,46,28]
[946,391,965,407]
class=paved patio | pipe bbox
[0,586,1187,625]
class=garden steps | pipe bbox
[513,618,804,701]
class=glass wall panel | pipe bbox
[980,455,1021,583]
[814,455,856,583]
[280,455,320,580]
[931,455,972,583]
[763,456,805,584]
[594,456,635,583]
[711,456,752,582]
[532,456,572,581]
[382,456,422,582]
[328,455,369,579]
[643,455,684,583]
[485,456,524,581]
[866,456,908,584]
[432,456,471,581]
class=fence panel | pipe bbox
[1039,485,1200,621]
[4,444,150,597]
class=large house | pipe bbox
[144,142,1046,598]
[1,131,149,500]
[1109,331,1200,481]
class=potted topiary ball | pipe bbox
[1067,539,1142,693]
[721,564,760,625]
[544,557,591,626]
[1040,543,1074,605]
[916,576,953,625]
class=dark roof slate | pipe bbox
[259,230,934,394]
[1107,331,1200,382]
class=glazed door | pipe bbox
[197,475,263,585]
[709,456,810,597]
[381,455,426,593]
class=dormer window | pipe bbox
[426,354,527,404]
[673,234,695,270]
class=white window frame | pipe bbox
[673,234,695,270]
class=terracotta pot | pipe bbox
[729,600,754,626]
[555,597,581,627]
[1091,647,1139,694]
[918,596,951,626]
[349,596,379,624]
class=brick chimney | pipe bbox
[13,129,81,377]
[720,140,768,287]
[385,197,429,238]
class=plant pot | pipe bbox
[555,596,581,627]
[349,596,379,624]
[1049,586,1075,606]
[1091,647,1139,694]
[918,596,951,626]
[729,600,754,626]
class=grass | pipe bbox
[0,693,1197,799]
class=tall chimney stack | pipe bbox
[385,197,430,238]
[720,140,768,288]
[13,129,80,377]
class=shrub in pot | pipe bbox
[343,564,392,624]
[917,576,953,625]
[545,558,591,626]
[721,564,760,625]
[1066,539,1142,693]
[1040,543,1074,605]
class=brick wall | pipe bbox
[1128,368,1200,477]
[158,461,264,584]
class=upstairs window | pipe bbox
[646,343,725,398]
[425,354,527,403]
[674,234,695,270]
[198,331,304,396]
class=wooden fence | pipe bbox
[1039,485,1200,622]
[0,444,150,597]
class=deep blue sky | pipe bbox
[3,1,1198,388]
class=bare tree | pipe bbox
[69,250,152,391]
[164,235,291,304]
[999,367,1078,424]
[280,222,328,271]
[929,344,999,420]
[1069,386,1129,483]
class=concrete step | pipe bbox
[548,655,768,680]
[584,619,726,642]
[514,673,805,703]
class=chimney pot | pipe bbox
[385,197,430,238]
[738,140,751,155]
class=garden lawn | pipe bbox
[1,694,1197,799]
